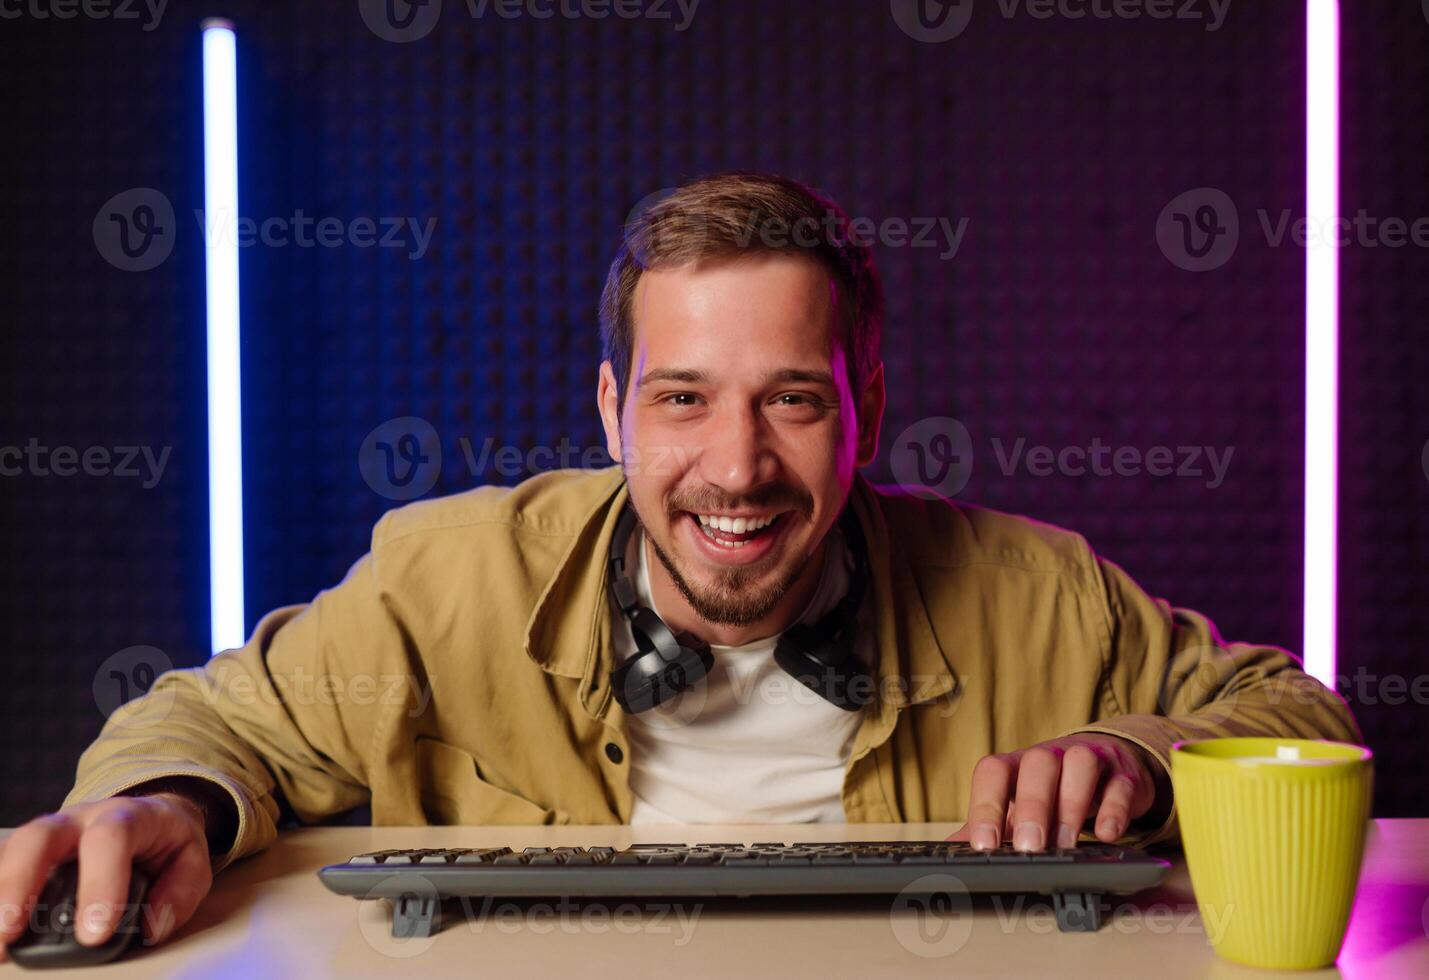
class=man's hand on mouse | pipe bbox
[947,733,1171,852]
[0,791,214,960]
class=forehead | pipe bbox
[629,252,841,369]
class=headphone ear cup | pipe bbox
[773,622,873,711]
[612,608,715,713]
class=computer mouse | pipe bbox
[6,860,151,970]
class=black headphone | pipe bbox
[607,501,874,714]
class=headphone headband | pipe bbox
[606,497,874,713]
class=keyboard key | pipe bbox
[853,853,897,865]
[986,852,1031,863]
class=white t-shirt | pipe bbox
[611,521,870,825]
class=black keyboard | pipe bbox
[319,840,1171,936]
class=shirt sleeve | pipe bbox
[62,548,407,872]
[1055,553,1363,849]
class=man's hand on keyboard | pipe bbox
[948,734,1163,853]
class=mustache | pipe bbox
[667,489,813,519]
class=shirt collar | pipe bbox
[522,467,959,714]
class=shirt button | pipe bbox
[604,742,624,764]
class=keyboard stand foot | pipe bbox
[1052,891,1103,932]
[392,893,440,938]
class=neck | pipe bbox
[643,531,830,648]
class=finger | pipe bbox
[1010,747,1061,851]
[1094,771,1139,842]
[947,806,1016,844]
[1054,743,1105,849]
[74,806,155,946]
[0,815,83,946]
[964,754,1018,850]
[141,842,211,946]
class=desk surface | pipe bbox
[2,820,1425,979]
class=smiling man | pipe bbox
[0,171,1361,955]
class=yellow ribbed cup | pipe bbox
[1169,738,1373,970]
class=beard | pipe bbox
[634,482,823,628]
[635,508,815,629]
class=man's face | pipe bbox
[598,252,883,628]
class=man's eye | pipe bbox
[663,393,699,407]
[776,393,824,409]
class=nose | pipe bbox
[697,401,779,499]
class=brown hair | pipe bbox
[599,171,884,421]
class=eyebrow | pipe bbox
[637,367,837,388]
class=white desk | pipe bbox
[2,820,1425,978]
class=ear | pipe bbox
[854,360,885,468]
[596,360,624,464]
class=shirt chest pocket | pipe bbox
[415,736,568,826]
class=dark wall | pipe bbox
[0,0,1424,825]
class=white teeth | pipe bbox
[695,513,780,533]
